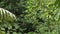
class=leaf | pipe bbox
[0,8,16,25]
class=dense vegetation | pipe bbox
[0,0,60,34]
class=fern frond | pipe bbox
[0,8,16,23]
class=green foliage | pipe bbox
[0,31,5,34]
[0,0,60,34]
[0,8,16,26]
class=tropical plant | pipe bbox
[0,8,16,24]
[0,8,17,34]
[0,0,60,34]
